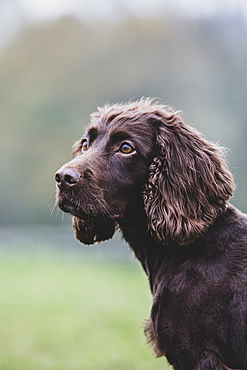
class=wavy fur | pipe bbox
[143,107,234,245]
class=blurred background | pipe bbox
[0,0,247,369]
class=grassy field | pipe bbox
[0,255,171,370]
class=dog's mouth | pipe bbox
[57,196,96,219]
[57,196,121,221]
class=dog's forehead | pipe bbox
[89,113,154,140]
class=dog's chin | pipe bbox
[65,205,90,219]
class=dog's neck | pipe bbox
[117,205,166,289]
[117,203,237,294]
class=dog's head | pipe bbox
[55,99,234,246]
[55,100,155,244]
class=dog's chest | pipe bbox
[150,264,232,353]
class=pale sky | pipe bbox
[15,0,247,22]
[1,0,247,49]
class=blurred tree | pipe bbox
[0,14,246,224]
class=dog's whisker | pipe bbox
[91,193,113,216]
[49,203,57,218]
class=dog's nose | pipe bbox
[55,168,81,190]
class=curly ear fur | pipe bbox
[73,216,116,245]
[143,111,235,246]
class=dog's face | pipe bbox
[55,100,234,247]
[55,109,155,244]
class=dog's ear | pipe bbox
[143,113,235,246]
[72,216,116,245]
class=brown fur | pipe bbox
[55,99,247,370]
[142,106,234,246]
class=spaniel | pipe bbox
[55,99,247,370]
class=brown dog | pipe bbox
[55,99,247,370]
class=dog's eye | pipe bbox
[120,142,134,154]
[81,139,89,152]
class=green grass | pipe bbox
[0,257,170,370]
